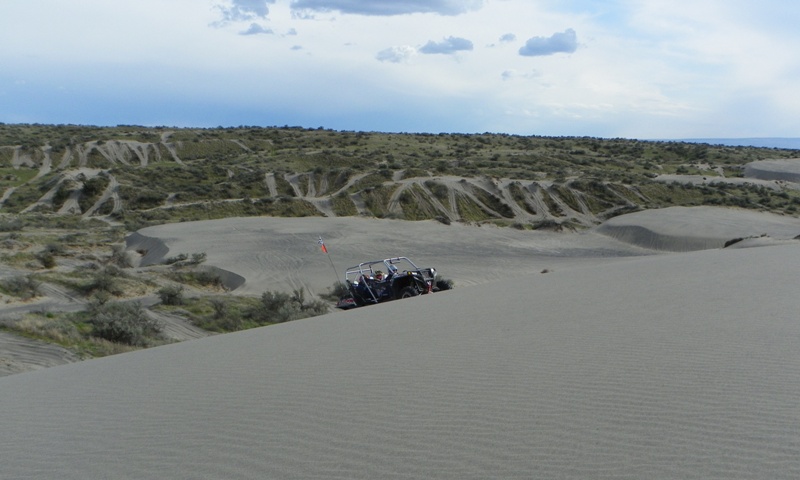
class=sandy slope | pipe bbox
[744,158,800,182]
[597,206,800,251]
[0,331,81,375]
[126,216,654,296]
[1,240,799,479]
[3,206,798,378]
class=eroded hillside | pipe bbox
[2,124,799,230]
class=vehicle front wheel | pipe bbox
[398,287,418,299]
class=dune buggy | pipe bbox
[335,256,438,309]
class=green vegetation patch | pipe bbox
[272,173,297,197]
[508,182,537,215]
[331,192,358,216]
[2,124,799,230]
[551,185,582,213]
[424,180,451,211]
[454,190,494,222]
[361,184,398,218]
[0,167,38,188]
[540,189,565,217]
[167,289,329,333]
[467,184,515,218]
[636,182,706,207]
[1,171,59,213]
[77,174,111,212]
[399,184,441,220]
[38,266,154,298]
[348,170,393,193]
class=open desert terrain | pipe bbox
[2,125,800,478]
[2,202,800,479]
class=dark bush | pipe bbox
[82,267,126,296]
[90,301,162,346]
[1,275,41,299]
[36,251,56,269]
[164,253,188,265]
[322,281,350,301]
[109,244,133,268]
[251,288,329,324]
[158,284,184,305]
[0,218,23,232]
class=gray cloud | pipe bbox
[419,36,473,54]
[240,23,274,35]
[499,33,516,43]
[216,0,275,23]
[290,0,483,16]
[376,45,416,63]
[519,29,577,56]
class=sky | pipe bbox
[1,0,799,140]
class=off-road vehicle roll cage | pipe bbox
[335,256,438,309]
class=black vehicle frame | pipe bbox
[335,257,437,309]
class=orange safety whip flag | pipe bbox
[318,236,328,253]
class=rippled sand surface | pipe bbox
[2,237,799,479]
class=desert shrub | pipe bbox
[1,275,41,299]
[208,297,244,330]
[331,192,358,216]
[425,180,449,201]
[168,269,223,288]
[190,252,207,265]
[78,175,110,211]
[158,284,184,305]
[250,288,329,324]
[89,301,162,346]
[125,188,166,209]
[80,266,127,296]
[470,185,515,218]
[321,281,350,301]
[210,298,228,318]
[36,251,56,269]
[164,253,188,265]
[531,219,563,231]
[182,296,253,332]
[0,218,23,232]
[42,243,67,255]
[109,244,133,268]
[193,270,223,287]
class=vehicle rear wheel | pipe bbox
[398,287,418,299]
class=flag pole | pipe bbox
[319,236,343,288]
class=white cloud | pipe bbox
[499,33,516,43]
[215,0,275,23]
[1,0,798,138]
[376,45,417,63]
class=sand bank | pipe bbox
[1,240,799,479]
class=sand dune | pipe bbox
[1,237,799,478]
[2,206,800,478]
[596,206,800,251]
[126,216,651,296]
[744,158,800,182]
